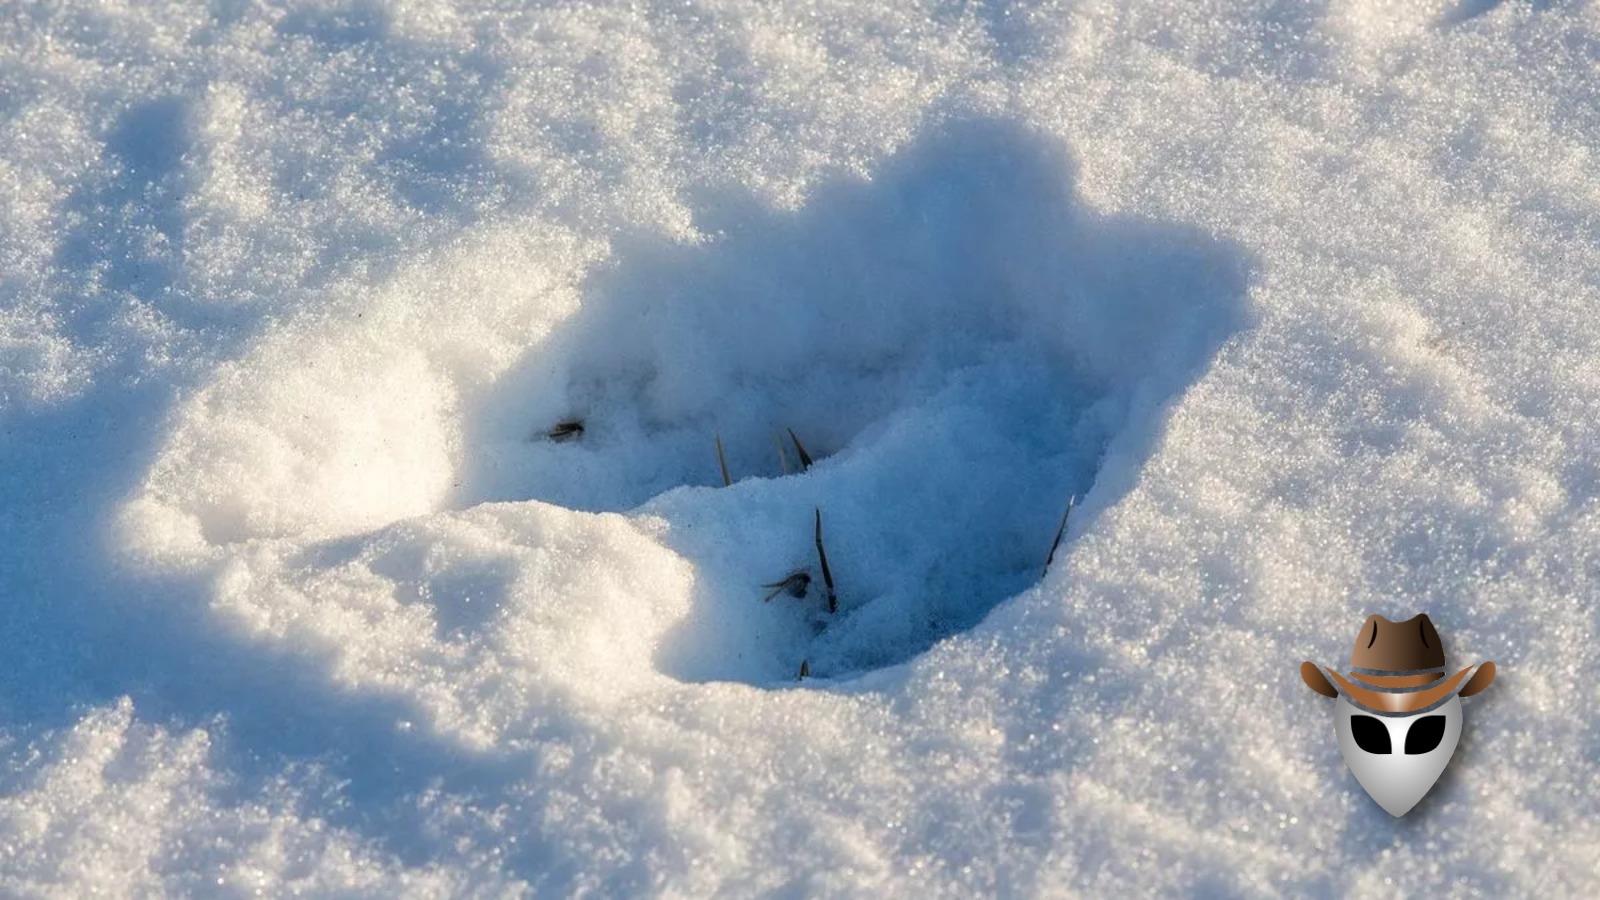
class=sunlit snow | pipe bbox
[3,0,1599,895]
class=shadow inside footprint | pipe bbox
[456,117,1254,686]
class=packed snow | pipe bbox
[3,0,1599,895]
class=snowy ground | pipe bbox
[3,0,1599,895]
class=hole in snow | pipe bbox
[456,118,1254,687]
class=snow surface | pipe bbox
[3,0,1599,895]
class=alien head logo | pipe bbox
[1300,614,1495,816]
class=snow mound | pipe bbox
[123,120,1251,690]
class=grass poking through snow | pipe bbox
[787,428,814,471]
[715,433,732,486]
[1043,495,1075,577]
[814,508,838,614]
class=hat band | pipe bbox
[1350,665,1446,677]
[1347,671,1445,692]
[1324,666,1475,716]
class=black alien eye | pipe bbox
[1351,715,1392,754]
[1405,715,1447,755]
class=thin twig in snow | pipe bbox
[715,433,732,486]
[1044,495,1076,577]
[814,507,837,613]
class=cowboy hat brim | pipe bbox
[1301,661,1338,698]
[1318,663,1492,716]
[1460,661,1496,697]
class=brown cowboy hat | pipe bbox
[1301,613,1495,716]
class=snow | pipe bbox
[3,0,1599,895]
[0,698,509,896]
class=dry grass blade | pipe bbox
[715,433,732,486]
[760,571,811,601]
[787,428,814,470]
[814,507,837,613]
[545,419,584,442]
[1043,495,1076,577]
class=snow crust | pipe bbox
[4,0,1600,895]
[0,698,512,896]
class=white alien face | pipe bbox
[1334,695,1463,817]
